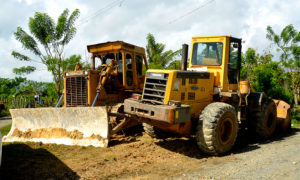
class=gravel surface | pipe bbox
[174,129,300,180]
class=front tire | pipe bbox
[196,102,238,155]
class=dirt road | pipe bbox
[175,129,300,180]
[0,116,11,129]
[0,127,299,179]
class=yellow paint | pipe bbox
[144,35,241,119]
[87,41,145,55]
[145,69,214,118]
[188,35,231,92]
[64,41,148,107]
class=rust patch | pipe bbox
[10,128,102,140]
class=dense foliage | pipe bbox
[266,24,300,106]
[240,48,294,104]
[239,25,299,106]
[0,77,57,114]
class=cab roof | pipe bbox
[87,41,145,55]
[192,35,232,39]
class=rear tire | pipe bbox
[196,102,238,155]
[253,99,277,138]
[143,123,170,139]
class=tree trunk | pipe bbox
[55,80,62,99]
[293,84,299,108]
[294,93,298,107]
[291,71,299,108]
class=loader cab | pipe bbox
[188,35,241,92]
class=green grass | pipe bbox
[291,108,300,128]
[0,124,12,136]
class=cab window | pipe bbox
[136,55,143,75]
[126,54,132,69]
[228,42,239,84]
[126,54,133,86]
[116,52,122,73]
[192,42,223,66]
[116,52,123,84]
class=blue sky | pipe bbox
[0,0,299,82]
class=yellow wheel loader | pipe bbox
[4,41,148,147]
[124,35,291,155]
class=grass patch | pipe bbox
[0,124,12,136]
[291,108,300,128]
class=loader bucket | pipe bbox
[273,99,291,132]
[3,107,111,147]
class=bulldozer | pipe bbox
[124,35,291,155]
[3,41,148,147]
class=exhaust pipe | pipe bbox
[91,55,95,70]
[181,44,188,71]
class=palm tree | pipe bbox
[146,33,181,68]
[12,9,80,97]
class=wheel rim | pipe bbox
[219,118,233,145]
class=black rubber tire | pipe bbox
[196,102,238,155]
[253,99,277,138]
[143,123,170,139]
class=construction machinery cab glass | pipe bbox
[191,42,223,66]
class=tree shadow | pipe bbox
[0,143,80,180]
[232,128,300,154]
[155,137,209,159]
[154,128,299,159]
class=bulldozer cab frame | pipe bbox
[63,41,148,107]
[88,41,148,91]
[188,36,242,93]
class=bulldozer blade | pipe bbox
[273,99,291,131]
[3,107,111,147]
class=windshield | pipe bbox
[191,42,223,66]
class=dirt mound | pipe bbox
[11,128,104,140]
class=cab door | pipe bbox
[135,54,145,90]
